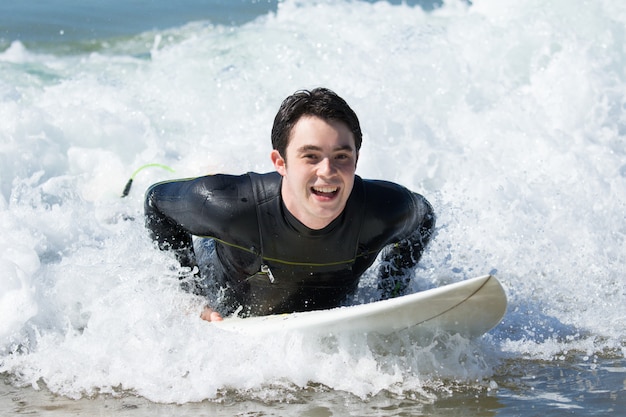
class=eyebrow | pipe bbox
[296,144,355,153]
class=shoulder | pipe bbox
[147,171,282,203]
[360,177,434,237]
[361,178,418,209]
[146,173,259,215]
[247,171,281,189]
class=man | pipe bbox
[145,88,435,322]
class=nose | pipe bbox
[317,157,336,178]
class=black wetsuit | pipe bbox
[145,171,435,316]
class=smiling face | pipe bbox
[271,115,358,230]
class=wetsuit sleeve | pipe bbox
[144,178,208,274]
[144,174,254,271]
[377,192,435,299]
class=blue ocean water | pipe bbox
[0,0,279,45]
[1,0,625,415]
[0,0,442,45]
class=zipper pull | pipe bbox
[261,264,275,283]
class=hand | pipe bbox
[200,305,223,322]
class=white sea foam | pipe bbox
[1,0,625,403]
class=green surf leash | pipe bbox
[121,163,175,197]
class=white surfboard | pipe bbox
[212,275,507,338]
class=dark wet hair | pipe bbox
[271,88,362,158]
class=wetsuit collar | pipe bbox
[280,199,343,236]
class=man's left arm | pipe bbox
[377,193,435,299]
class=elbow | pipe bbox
[143,184,165,234]
[144,183,163,218]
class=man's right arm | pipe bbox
[145,174,259,317]
[144,173,259,269]
[144,179,205,270]
[146,182,224,321]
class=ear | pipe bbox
[271,150,287,176]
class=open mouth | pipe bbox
[311,185,339,198]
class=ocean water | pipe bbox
[1,0,625,415]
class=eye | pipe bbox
[335,153,353,161]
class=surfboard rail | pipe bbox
[212,275,507,338]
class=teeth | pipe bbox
[313,186,337,193]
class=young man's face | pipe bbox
[271,115,358,230]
